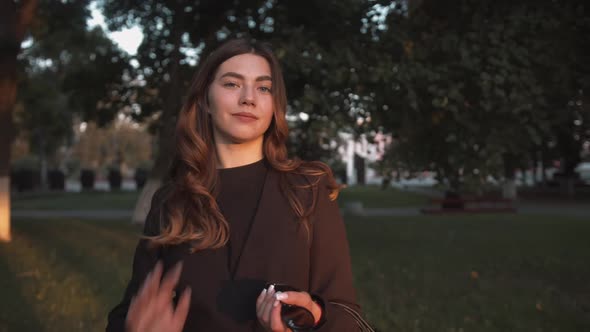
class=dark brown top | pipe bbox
[106,164,359,331]
[216,159,268,279]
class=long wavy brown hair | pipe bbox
[147,38,340,252]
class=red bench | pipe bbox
[421,197,516,214]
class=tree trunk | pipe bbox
[531,149,539,185]
[130,9,226,224]
[0,0,38,242]
[449,174,461,194]
[131,11,184,224]
[564,176,576,198]
[557,129,581,198]
[0,56,15,240]
[502,153,517,200]
[502,180,517,199]
[354,154,366,186]
[39,129,48,190]
[540,146,548,187]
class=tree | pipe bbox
[529,1,590,195]
[72,120,153,174]
[16,70,71,187]
[101,0,380,223]
[17,0,130,189]
[371,0,589,197]
[1,0,130,241]
[0,0,38,242]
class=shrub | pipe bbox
[134,167,148,189]
[13,169,37,192]
[48,169,65,190]
[108,168,122,191]
[11,156,40,192]
[80,169,95,190]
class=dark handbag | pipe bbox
[329,301,377,332]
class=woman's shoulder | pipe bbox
[279,160,329,183]
[280,160,340,201]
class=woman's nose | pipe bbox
[239,85,256,106]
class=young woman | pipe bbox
[107,38,360,332]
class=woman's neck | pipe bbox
[215,138,264,169]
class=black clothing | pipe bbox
[106,163,359,331]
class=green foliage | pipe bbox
[60,27,131,126]
[25,1,130,125]
[11,155,40,172]
[16,71,72,159]
[16,0,588,190]
[101,0,268,124]
[100,0,387,161]
[372,0,590,191]
[16,0,130,163]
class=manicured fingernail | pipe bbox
[261,288,267,295]
[273,300,279,307]
[268,284,275,293]
[275,292,288,301]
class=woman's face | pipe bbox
[207,53,274,145]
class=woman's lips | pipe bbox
[232,112,258,122]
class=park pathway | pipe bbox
[11,209,133,219]
[11,201,590,220]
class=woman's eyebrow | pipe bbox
[219,72,272,82]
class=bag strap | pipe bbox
[329,301,377,332]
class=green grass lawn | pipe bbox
[337,185,430,208]
[1,215,589,331]
[348,215,590,331]
[10,191,140,210]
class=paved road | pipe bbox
[11,209,133,219]
[11,202,590,220]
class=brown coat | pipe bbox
[106,168,360,331]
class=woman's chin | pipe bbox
[227,134,264,145]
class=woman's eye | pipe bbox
[259,86,272,93]
[223,82,239,88]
